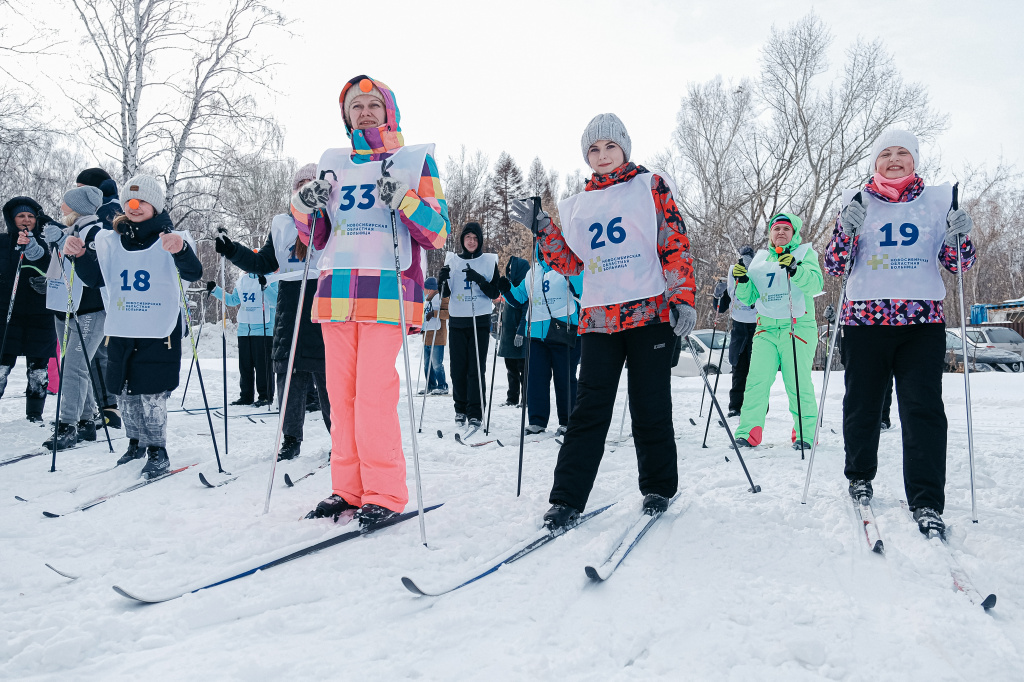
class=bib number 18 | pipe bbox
[589,217,626,249]
[119,269,151,291]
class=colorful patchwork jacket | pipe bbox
[537,163,695,335]
[310,77,449,331]
[824,175,976,326]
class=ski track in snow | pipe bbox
[1,327,1023,680]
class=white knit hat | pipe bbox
[122,174,166,213]
[581,113,631,163]
[870,130,920,169]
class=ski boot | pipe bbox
[525,424,545,435]
[913,507,946,539]
[430,388,449,396]
[543,501,580,530]
[727,409,741,418]
[734,438,754,448]
[77,419,97,442]
[880,418,891,430]
[42,423,79,450]
[642,493,670,515]
[555,425,567,436]
[26,396,45,423]
[230,396,254,406]
[116,439,143,465]
[278,435,301,460]
[140,446,170,479]
[102,405,122,429]
[305,494,357,520]
[848,479,873,502]
[791,440,811,452]
[468,417,481,429]
[253,397,272,408]
[356,503,399,528]
[455,413,467,427]
[502,399,518,407]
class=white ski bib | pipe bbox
[316,144,432,273]
[422,292,442,332]
[845,184,950,301]
[727,275,757,324]
[267,213,322,283]
[446,252,498,318]
[96,230,195,338]
[748,243,814,320]
[523,264,576,323]
[557,173,666,308]
[234,272,266,325]
[45,219,103,313]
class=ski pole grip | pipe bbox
[952,182,959,211]
[529,196,542,235]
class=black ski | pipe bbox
[0,451,46,467]
[284,461,329,487]
[42,464,198,517]
[454,433,504,448]
[213,409,279,420]
[112,503,443,603]
[401,503,614,597]
[584,494,680,582]
[2,436,127,468]
[199,472,238,488]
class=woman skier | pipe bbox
[730,214,822,450]
[510,113,696,529]
[213,163,332,460]
[67,174,202,477]
[0,196,57,422]
[293,75,449,526]
[826,130,976,537]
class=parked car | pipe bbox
[944,330,1023,372]
[672,329,732,378]
[953,326,1024,358]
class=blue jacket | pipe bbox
[211,279,278,336]
[507,252,582,340]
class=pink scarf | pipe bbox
[870,173,917,201]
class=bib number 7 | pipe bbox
[588,217,626,249]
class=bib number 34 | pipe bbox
[589,217,626,249]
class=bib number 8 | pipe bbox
[879,222,919,247]
[119,269,151,292]
[588,217,626,249]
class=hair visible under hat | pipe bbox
[580,113,632,164]
[121,174,166,214]
[342,76,385,127]
[870,130,920,169]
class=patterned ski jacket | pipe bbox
[824,175,976,326]
[536,163,695,334]
[310,77,450,331]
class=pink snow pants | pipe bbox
[322,322,408,512]
[48,343,60,393]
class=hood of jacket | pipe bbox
[506,255,530,286]
[766,212,804,256]
[458,222,484,258]
[339,75,404,158]
[100,178,119,200]
[3,196,43,233]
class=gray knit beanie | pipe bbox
[63,185,103,216]
[292,163,317,189]
[122,174,166,213]
[580,113,631,164]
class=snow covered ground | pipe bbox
[2,331,1023,680]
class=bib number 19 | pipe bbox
[589,217,626,249]
[119,269,151,291]
[879,222,918,247]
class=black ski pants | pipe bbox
[450,324,489,420]
[527,338,581,429]
[729,321,756,412]
[549,323,677,511]
[505,357,525,404]
[277,370,330,441]
[238,335,273,402]
[842,323,948,513]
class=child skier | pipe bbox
[825,130,976,536]
[421,276,449,395]
[510,113,696,529]
[293,75,449,526]
[206,271,277,407]
[67,174,202,477]
[730,214,822,449]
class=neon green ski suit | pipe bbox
[734,213,822,446]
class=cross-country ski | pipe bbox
[584,494,680,582]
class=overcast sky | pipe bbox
[12,0,1024,192]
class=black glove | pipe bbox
[496,275,512,295]
[205,280,216,293]
[30,276,47,295]
[437,265,450,287]
[37,211,56,229]
[258,275,267,288]
[464,267,486,285]
[214,230,236,257]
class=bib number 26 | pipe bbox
[589,217,626,249]
[119,269,151,291]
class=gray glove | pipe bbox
[669,302,697,338]
[42,222,68,250]
[509,198,551,235]
[376,176,409,210]
[712,279,728,300]
[291,179,331,214]
[840,192,866,238]
[945,207,973,247]
[514,334,524,347]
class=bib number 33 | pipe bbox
[589,217,626,249]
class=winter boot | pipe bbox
[468,417,481,428]
[543,501,581,530]
[791,440,811,452]
[305,494,357,520]
[77,419,97,442]
[278,435,301,461]
[230,396,254,406]
[555,425,567,436]
[642,493,670,515]
[525,424,545,435]
[26,396,45,423]
[101,405,122,429]
[42,423,78,450]
[502,399,518,407]
[880,418,891,430]
[430,388,449,396]
[913,507,946,538]
[140,446,170,479]
[455,413,466,427]
[116,439,143,465]
[734,438,754,448]
[727,409,741,418]
[253,397,272,408]
[848,479,873,502]
[356,503,400,528]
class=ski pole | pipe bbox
[261,280,271,410]
[414,325,425,398]
[802,192,861,504]
[219,254,229,459]
[466,265,489,430]
[685,336,760,493]
[517,197,540,497]
[181,290,210,407]
[697,309,719,418]
[264,211,319,514]
[951,183,978,523]
[484,298,502,434]
[780,246,807,460]
[417,326,433,433]
[382,159,427,546]
[0,247,25,361]
[701,328,729,448]
[50,257,76,472]
[617,396,629,440]
[564,274,573,430]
